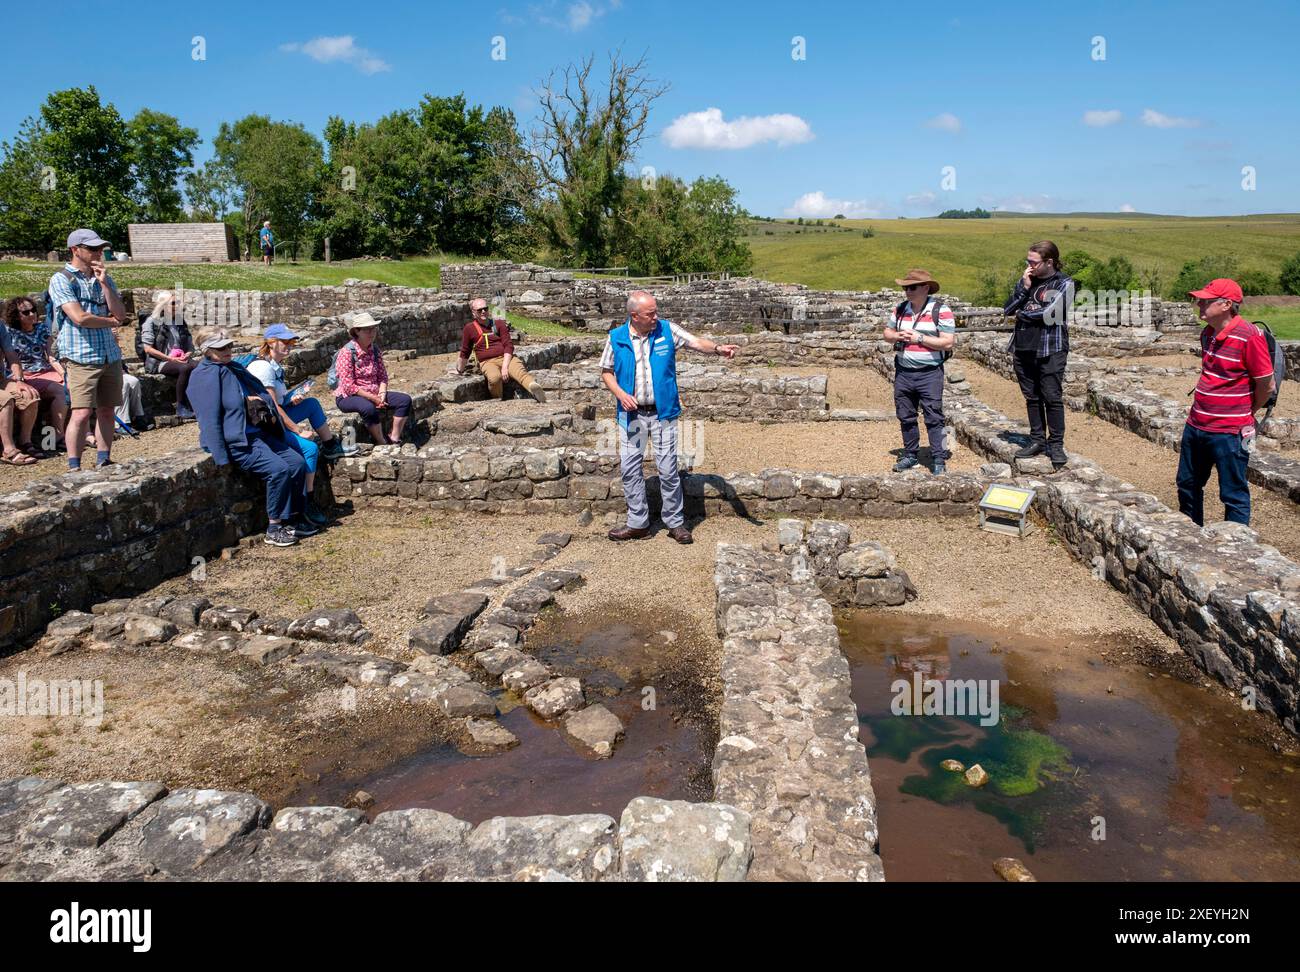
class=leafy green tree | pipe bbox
[127,109,199,222]
[184,158,238,221]
[527,53,668,267]
[1168,255,1239,300]
[214,115,323,258]
[0,87,137,248]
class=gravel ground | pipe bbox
[962,359,1300,561]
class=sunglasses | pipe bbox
[19,306,37,316]
[904,284,927,291]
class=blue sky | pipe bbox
[6,0,1296,217]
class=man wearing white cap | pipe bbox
[50,229,128,469]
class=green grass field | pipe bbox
[0,255,462,299]
[745,212,1300,298]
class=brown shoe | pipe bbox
[525,380,548,403]
[667,526,693,544]
[608,525,650,541]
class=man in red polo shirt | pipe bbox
[1176,278,1275,526]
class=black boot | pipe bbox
[1048,441,1068,468]
[1014,440,1047,459]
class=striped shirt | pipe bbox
[50,265,122,365]
[892,297,955,369]
[1004,271,1073,358]
[599,320,695,408]
[1188,318,1274,434]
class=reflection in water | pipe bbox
[840,612,1300,882]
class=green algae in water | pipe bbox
[863,706,1075,852]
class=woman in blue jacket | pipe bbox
[188,334,318,547]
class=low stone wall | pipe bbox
[943,392,1300,734]
[127,281,443,330]
[0,453,268,649]
[0,780,751,882]
[323,444,986,519]
[713,541,885,881]
[529,360,831,421]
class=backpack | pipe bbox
[1199,321,1286,419]
[893,298,953,363]
[326,342,359,390]
[233,352,259,367]
[43,267,78,333]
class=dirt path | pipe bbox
[961,359,1300,561]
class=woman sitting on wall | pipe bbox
[247,323,354,525]
[333,312,412,445]
[139,291,198,419]
[3,296,67,453]
[188,332,319,547]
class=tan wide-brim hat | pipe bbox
[347,311,382,336]
[895,269,940,294]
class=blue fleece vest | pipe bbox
[609,319,681,428]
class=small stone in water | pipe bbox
[940,759,965,772]
[964,764,990,787]
[350,790,374,809]
[993,858,1036,882]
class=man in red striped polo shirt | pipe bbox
[1175,278,1275,526]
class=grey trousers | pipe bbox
[619,411,684,529]
[116,372,144,424]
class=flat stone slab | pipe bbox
[0,777,65,831]
[828,409,892,422]
[524,677,584,720]
[409,615,473,656]
[286,608,371,644]
[123,614,178,646]
[502,658,553,693]
[21,781,166,848]
[473,645,529,676]
[174,629,246,653]
[502,586,556,614]
[294,650,406,687]
[459,814,617,881]
[138,788,271,872]
[837,541,896,578]
[44,612,95,639]
[483,415,553,436]
[535,532,572,548]
[529,569,584,593]
[618,798,752,882]
[459,717,520,755]
[237,634,303,666]
[422,590,489,623]
[323,809,472,881]
[160,597,212,628]
[200,605,259,632]
[563,703,625,758]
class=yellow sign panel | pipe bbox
[984,486,1032,511]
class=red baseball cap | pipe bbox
[1188,278,1243,303]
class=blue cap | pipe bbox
[263,323,301,341]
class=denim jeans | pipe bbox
[1176,424,1251,526]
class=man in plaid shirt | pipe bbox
[50,228,128,470]
[1003,239,1075,469]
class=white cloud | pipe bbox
[904,191,938,208]
[280,36,390,74]
[664,108,814,150]
[1083,109,1122,127]
[1142,108,1201,129]
[979,193,1070,214]
[925,113,962,134]
[784,191,881,219]
[1119,203,1137,213]
[526,0,619,31]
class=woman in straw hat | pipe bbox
[333,312,412,445]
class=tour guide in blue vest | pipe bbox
[600,290,740,544]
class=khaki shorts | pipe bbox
[64,360,124,410]
[0,380,40,411]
